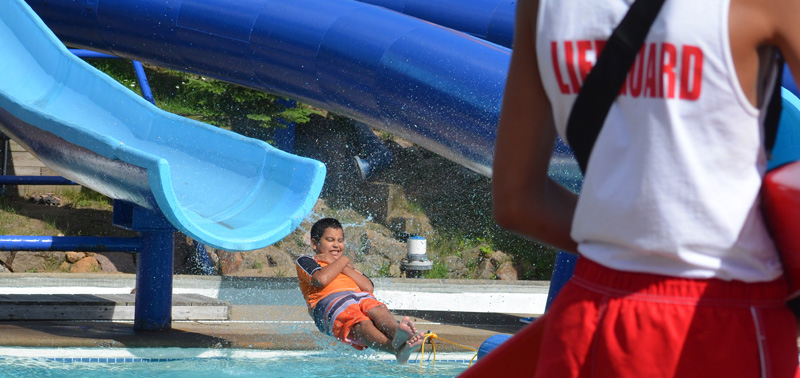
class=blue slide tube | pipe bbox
[24,0,510,177]
[355,0,516,48]
[0,0,326,252]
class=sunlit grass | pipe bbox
[57,187,112,209]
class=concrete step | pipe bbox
[0,293,229,321]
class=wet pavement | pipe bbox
[0,274,543,353]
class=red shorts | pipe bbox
[460,258,799,378]
[313,291,385,350]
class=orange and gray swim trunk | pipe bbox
[312,291,385,349]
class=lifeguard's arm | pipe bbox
[492,0,579,253]
[768,0,800,82]
[729,0,800,105]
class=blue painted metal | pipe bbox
[112,200,174,232]
[112,200,176,331]
[544,251,578,312]
[0,0,327,252]
[69,49,156,105]
[273,98,298,154]
[355,0,516,48]
[24,0,509,177]
[69,48,116,59]
[352,121,393,180]
[0,175,76,185]
[131,61,156,105]
[0,235,141,252]
[135,229,175,331]
[24,0,585,186]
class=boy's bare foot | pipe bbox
[396,330,425,364]
[391,316,417,350]
[393,317,425,364]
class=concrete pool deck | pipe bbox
[0,274,546,352]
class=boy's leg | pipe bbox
[365,305,401,338]
[351,318,394,353]
[365,305,423,349]
[351,314,424,364]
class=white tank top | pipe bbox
[536,0,783,281]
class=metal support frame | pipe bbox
[112,200,175,331]
[69,49,156,105]
[134,229,175,331]
[273,98,297,153]
[0,176,76,185]
[352,120,392,181]
[0,236,140,252]
[544,251,578,312]
[0,200,176,331]
[0,50,205,328]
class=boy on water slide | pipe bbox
[295,218,424,363]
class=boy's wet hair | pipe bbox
[310,218,343,242]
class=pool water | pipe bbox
[0,349,470,378]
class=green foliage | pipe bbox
[427,231,472,258]
[88,60,324,144]
[59,187,112,208]
[424,261,450,279]
[376,262,392,278]
[43,255,63,272]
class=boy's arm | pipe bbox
[310,255,351,288]
[342,265,374,293]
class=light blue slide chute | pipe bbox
[0,0,326,251]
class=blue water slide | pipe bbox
[354,0,516,48]
[769,88,800,170]
[0,0,326,252]
[23,0,510,177]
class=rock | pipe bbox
[357,255,389,277]
[218,251,243,275]
[9,252,62,273]
[93,252,137,273]
[442,255,467,278]
[389,263,401,277]
[65,252,85,263]
[460,246,482,264]
[491,251,512,265]
[0,252,15,272]
[266,249,295,267]
[242,247,295,273]
[495,262,518,281]
[386,215,433,238]
[70,256,100,273]
[476,259,495,280]
[359,229,406,263]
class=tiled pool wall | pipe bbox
[0,347,477,364]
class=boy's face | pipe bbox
[312,227,344,260]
